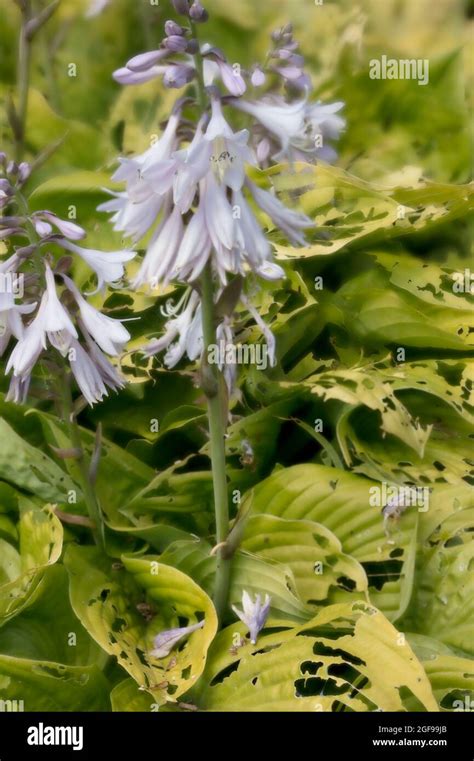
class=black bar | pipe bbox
[0,711,471,759]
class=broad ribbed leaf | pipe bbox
[193,602,437,712]
[248,464,418,621]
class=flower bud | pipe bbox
[189,2,208,22]
[18,162,31,183]
[163,35,189,52]
[172,0,190,14]
[251,67,266,87]
[164,19,185,36]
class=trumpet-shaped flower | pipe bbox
[63,276,130,356]
[232,591,271,644]
[60,240,135,292]
[150,620,205,659]
[231,96,345,162]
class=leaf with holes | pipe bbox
[408,634,474,712]
[402,508,474,655]
[248,464,418,622]
[241,514,368,607]
[65,545,217,705]
[0,505,63,626]
[191,602,438,711]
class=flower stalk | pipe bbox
[191,24,231,623]
[15,1,32,162]
[200,262,231,623]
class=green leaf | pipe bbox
[408,634,474,712]
[241,514,368,608]
[0,418,77,502]
[0,505,63,625]
[0,655,110,711]
[110,678,156,712]
[159,538,310,622]
[402,508,474,655]
[66,545,217,705]
[0,566,105,667]
[193,602,438,711]
[267,163,473,259]
[248,464,418,622]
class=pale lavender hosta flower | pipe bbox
[103,10,346,385]
[68,337,124,406]
[201,45,246,97]
[250,66,266,88]
[113,22,246,97]
[123,97,291,289]
[0,294,35,358]
[32,211,86,241]
[247,181,313,246]
[232,591,271,644]
[98,111,182,244]
[63,276,130,356]
[132,205,184,288]
[150,620,205,659]
[5,265,129,405]
[231,96,345,163]
[1,158,134,406]
[5,263,76,388]
[142,290,202,368]
[60,240,135,293]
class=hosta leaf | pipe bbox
[266,163,473,259]
[240,514,368,607]
[337,270,473,351]
[0,418,77,502]
[159,539,309,622]
[372,251,474,312]
[0,515,18,544]
[248,464,418,622]
[0,566,104,667]
[66,546,217,705]
[336,387,474,486]
[418,483,473,543]
[408,634,474,712]
[192,602,438,712]
[0,505,63,625]
[379,359,474,426]
[110,678,156,712]
[0,656,110,712]
[33,411,185,548]
[306,365,432,456]
[402,508,474,654]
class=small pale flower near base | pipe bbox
[232,591,271,644]
[150,620,205,659]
